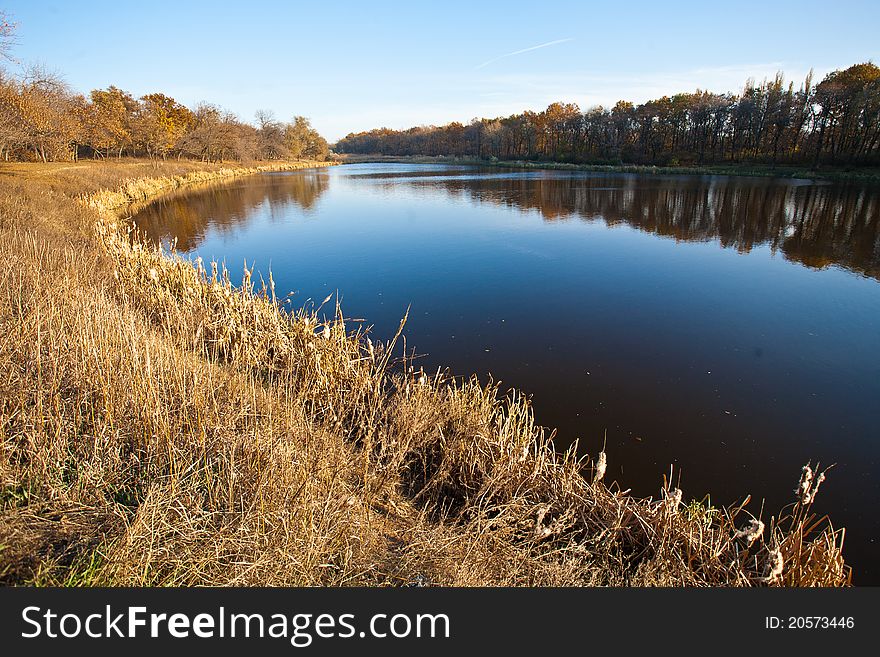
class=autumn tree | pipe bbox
[284,116,328,160]
[336,62,880,168]
[176,103,260,162]
[0,72,23,160]
[811,63,880,165]
[86,86,136,158]
[133,92,194,160]
[177,103,225,162]
[13,65,80,161]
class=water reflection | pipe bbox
[405,171,880,279]
[135,167,880,280]
[134,170,330,251]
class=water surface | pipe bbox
[133,163,880,582]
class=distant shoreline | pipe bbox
[334,153,880,183]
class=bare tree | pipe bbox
[0,11,16,63]
[256,109,289,160]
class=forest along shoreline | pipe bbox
[0,159,851,586]
[333,62,880,183]
[334,153,880,183]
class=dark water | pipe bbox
[133,163,880,583]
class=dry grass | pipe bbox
[0,159,851,586]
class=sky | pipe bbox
[3,0,880,142]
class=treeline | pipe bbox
[336,62,880,167]
[0,66,329,163]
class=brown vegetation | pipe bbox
[0,159,850,586]
[0,67,329,163]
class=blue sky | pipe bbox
[3,0,879,141]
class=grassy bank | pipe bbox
[0,158,849,586]
[335,153,880,183]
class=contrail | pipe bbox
[475,38,574,70]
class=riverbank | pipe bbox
[335,153,880,183]
[0,158,850,586]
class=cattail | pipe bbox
[734,518,765,545]
[594,451,607,483]
[666,487,682,512]
[366,337,374,360]
[148,267,158,282]
[534,504,553,539]
[417,370,427,386]
[796,464,814,504]
[764,547,784,584]
[321,325,331,340]
[806,472,826,504]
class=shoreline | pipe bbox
[87,160,337,214]
[334,153,880,183]
[0,158,851,586]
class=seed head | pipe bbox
[763,547,784,584]
[594,451,607,484]
[806,472,826,504]
[665,487,682,512]
[534,504,553,539]
[796,464,814,504]
[734,518,765,545]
